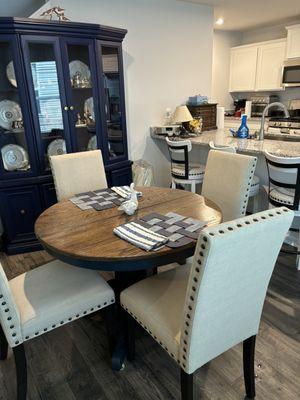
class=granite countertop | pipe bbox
[151,129,300,157]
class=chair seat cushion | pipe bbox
[249,175,260,196]
[121,264,190,360]
[9,260,115,341]
[172,163,205,180]
[269,188,299,209]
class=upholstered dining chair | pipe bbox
[166,137,205,193]
[50,150,107,201]
[121,207,293,400]
[209,141,260,212]
[265,151,300,270]
[201,150,257,222]
[0,260,115,400]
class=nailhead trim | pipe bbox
[0,291,22,346]
[19,298,115,343]
[121,305,178,362]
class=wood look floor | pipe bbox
[0,250,299,400]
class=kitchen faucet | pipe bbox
[257,102,290,140]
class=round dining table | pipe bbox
[35,186,222,369]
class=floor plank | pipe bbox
[0,250,299,399]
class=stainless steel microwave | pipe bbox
[282,58,300,87]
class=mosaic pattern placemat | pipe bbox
[70,188,126,211]
[116,211,207,249]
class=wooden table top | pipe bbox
[35,187,222,268]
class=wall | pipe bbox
[34,0,214,186]
[211,30,242,110]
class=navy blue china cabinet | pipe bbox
[0,17,132,254]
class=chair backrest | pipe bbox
[209,141,236,154]
[265,151,300,210]
[50,150,107,201]
[166,137,192,180]
[0,264,22,347]
[179,207,293,374]
[202,150,257,222]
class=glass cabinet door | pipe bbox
[21,37,70,172]
[62,40,100,153]
[0,38,35,176]
[99,45,127,161]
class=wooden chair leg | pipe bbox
[181,369,193,400]
[0,323,8,360]
[13,344,27,400]
[125,313,135,362]
[243,335,256,399]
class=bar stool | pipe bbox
[166,137,205,193]
[209,141,260,212]
[265,151,300,270]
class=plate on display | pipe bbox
[84,97,95,121]
[87,135,97,151]
[47,139,67,157]
[69,60,91,81]
[6,61,17,87]
[0,100,22,130]
[1,144,29,171]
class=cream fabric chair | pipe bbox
[209,141,260,211]
[265,151,300,270]
[202,150,257,222]
[166,137,205,193]
[121,207,293,400]
[50,150,107,201]
[0,260,115,400]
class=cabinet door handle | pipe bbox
[20,209,26,215]
[64,106,69,111]
[69,106,74,111]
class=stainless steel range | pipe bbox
[267,117,300,140]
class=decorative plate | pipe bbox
[0,100,22,130]
[6,61,17,87]
[87,135,97,151]
[47,139,67,157]
[1,144,29,171]
[69,60,91,81]
[84,97,95,121]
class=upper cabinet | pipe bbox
[229,39,286,92]
[229,45,258,92]
[255,40,286,91]
[286,24,300,59]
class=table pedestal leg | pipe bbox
[108,269,149,371]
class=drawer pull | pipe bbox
[20,209,26,215]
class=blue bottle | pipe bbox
[237,114,249,139]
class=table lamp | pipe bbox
[172,105,193,136]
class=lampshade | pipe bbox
[172,106,193,123]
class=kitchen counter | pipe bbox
[151,129,300,157]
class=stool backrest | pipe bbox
[179,208,293,374]
[209,141,236,153]
[166,137,192,180]
[265,151,300,210]
[50,150,107,201]
[202,150,257,221]
[0,264,22,347]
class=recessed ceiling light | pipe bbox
[215,17,224,26]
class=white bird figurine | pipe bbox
[118,183,138,216]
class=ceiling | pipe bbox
[182,0,300,31]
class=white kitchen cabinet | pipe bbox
[229,45,258,92]
[255,40,286,91]
[229,39,287,92]
[286,24,300,59]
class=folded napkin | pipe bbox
[114,221,168,251]
[111,186,142,199]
